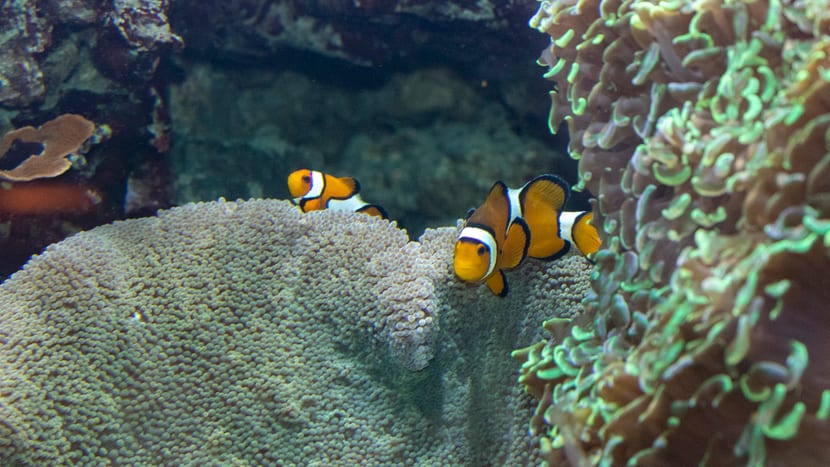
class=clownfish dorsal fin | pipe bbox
[572,211,601,256]
[337,177,360,198]
[356,204,388,219]
[485,269,508,297]
[501,217,530,270]
[484,181,509,206]
[320,173,361,203]
[475,181,510,240]
[520,174,570,260]
[336,175,361,199]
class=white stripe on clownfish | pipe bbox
[327,194,377,214]
[293,170,325,205]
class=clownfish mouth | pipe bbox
[454,264,486,283]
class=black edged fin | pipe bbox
[519,174,570,212]
[520,174,570,259]
[356,204,388,219]
[486,180,509,202]
[485,269,508,297]
[572,211,602,257]
[538,239,571,261]
[479,180,510,239]
[502,217,530,270]
[465,207,476,220]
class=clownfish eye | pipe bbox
[302,175,311,183]
[477,245,487,256]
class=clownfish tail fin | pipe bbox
[572,211,602,257]
[356,204,388,219]
[520,174,570,260]
[335,176,361,199]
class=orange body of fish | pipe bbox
[0,181,102,215]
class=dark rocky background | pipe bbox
[0,0,583,279]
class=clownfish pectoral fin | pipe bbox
[298,197,324,213]
[501,218,530,270]
[520,174,570,260]
[485,269,508,297]
[572,211,602,257]
[356,204,388,219]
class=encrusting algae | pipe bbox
[514,0,830,465]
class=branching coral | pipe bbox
[518,0,830,465]
[0,114,96,182]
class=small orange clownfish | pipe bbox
[287,169,388,219]
[454,174,572,297]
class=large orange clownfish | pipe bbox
[287,169,387,218]
[453,174,600,297]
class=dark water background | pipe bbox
[0,0,588,279]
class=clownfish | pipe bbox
[454,174,571,297]
[287,169,388,218]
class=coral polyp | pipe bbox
[517,0,830,465]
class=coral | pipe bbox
[0,1,53,106]
[0,199,592,465]
[110,0,183,53]
[0,0,179,276]
[0,114,96,182]
[0,0,178,107]
[517,0,830,465]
